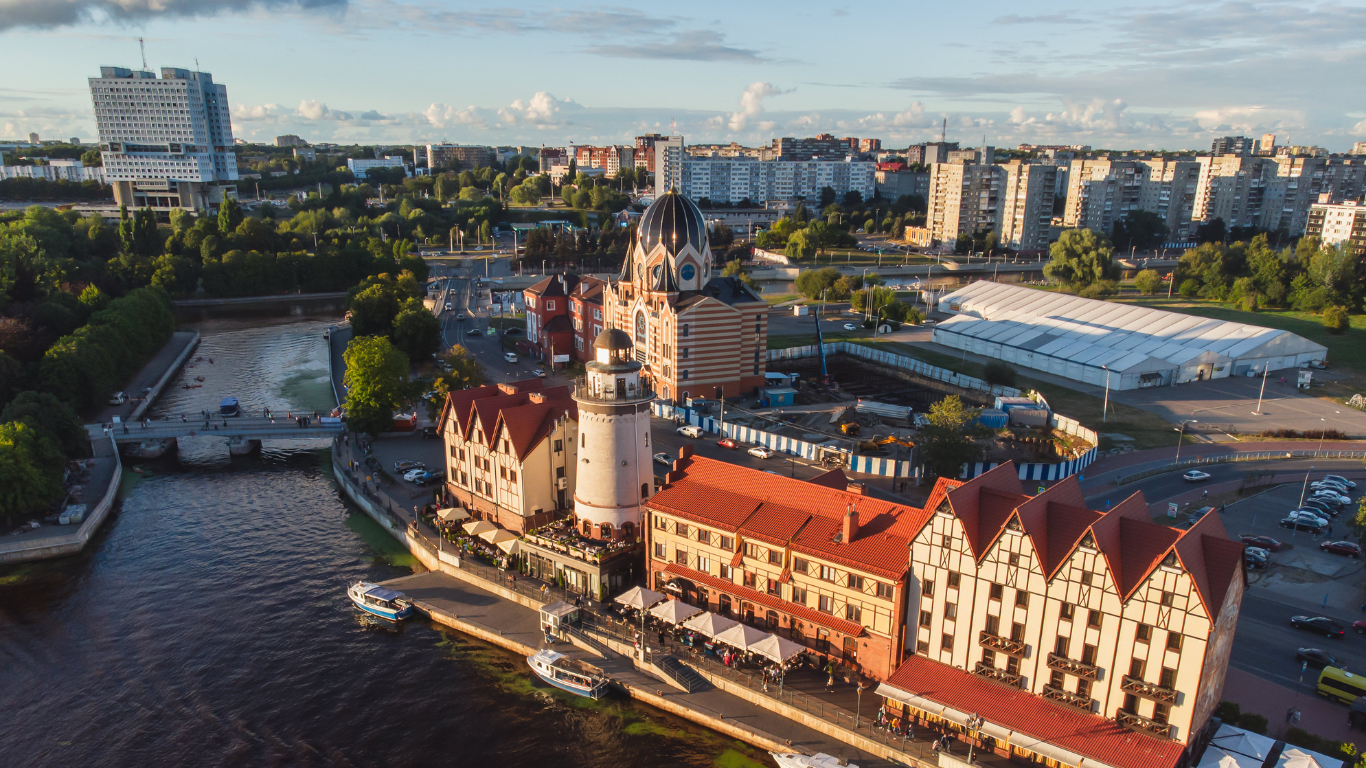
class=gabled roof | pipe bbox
[1174,509,1245,616]
[944,463,1024,561]
[571,276,606,305]
[525,272,580,297]
[441,379,546,439]
[491,390,576,461]
[1011,476,1102,579]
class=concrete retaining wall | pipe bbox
[0,435,123,565]
[130,330,201,422]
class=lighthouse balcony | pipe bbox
[573,378,654,404]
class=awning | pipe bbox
[751,634,805,663]
[681,611,739,638]
[614,585,665,610]
[463,520,496,536]
[480,529,517,545]
[1009,731,1093,768]
[712,623,769,650]
[874,683,971,727]
[437,507,470,522]
[496,539,520,555]
[649,599,703,625]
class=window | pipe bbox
[820,565,838,582]
[1136,624,1153,644]
[746,542,762,559]
[720,535,734,551]
[655,515,668,530]
[1081,643,1097,665]
[1152,703,1171,725]
[546,300,554,310]
[680,371,690,380]
[948,573,960,589]
[818,595,835,613]
[846,604,862,623]
[509,470,517,483]
[1166,632,1183,651]
[641,483,649,500]
[1087,609,1102,628]
[1054,636,1069,656]
[1129,658,1146,678]
[791,587,808,606]
[982,649,997,668]
[697,530,711,545]
[1010,622,1025,643]
[793,557,810,574]
[1161,590,1175,607]
[1006,656,1021,675]
[919,610,932,627]
[916,639,930,655]
[1159,667,1177,689]
[556,466,565,479]
[876,582,894,599]
[681,348,689,359]
[985,615,1000,635]
[677,523,690,538]
[1076,678,1092,698]
[1015,590,1029,608]
[653,543,666,560]
[719,564,733,580]
[1060,602,1075,622]
[1009,552,1020,566]
[697,555,711,574]
[768,549,782,565]
[681,324,689,337]
[743,571,757,589]
[1122,693,1139,714]
[942,633,954,652]
[923,579,935,598]
[449,445,457,458]
[1049,670,1066,689]
[989,583,1003,601]
[848,574,865,591]
[945,602,957,620]
[674,549,688,566]
[767,579,779,596]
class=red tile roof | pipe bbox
[1012,477,1102,579]
[883,656,1185,768]
[945,463,1023,560]
[1174,508,1244,615]
[441,379,545,438]
[446,382,574,460]
[649,455,922,580]
[662,563,866,637]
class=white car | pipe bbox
[843,323,858,331]
[676,425,704,439]
[1312,490,1350,505]
[1183,470,1211,482]
[108,391,128,405]
[403,468,431,483]
[1287,510,1329,528]
[748,446,776,459]
[1323,475,1357,489]
[503,352,518,363]
[444,303,453,311]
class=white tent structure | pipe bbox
[713,623,770,650]
[615,586,665,611]
[682,612,739,638]
[437,507,470,522]
[1209,723,1276,763]
[649,599,703,625]
[480,529,517,545]
[463,520,497,536]
[751,634,805,663]
[933,281,1327,390]
[496,539,520,555]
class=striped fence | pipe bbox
[766,342,1023,399]
[962,409,1099,481]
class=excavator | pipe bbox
[858,434,916,453]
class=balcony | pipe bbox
[572,378,654,405]
[978,630,1026,657]
[1042,685,1092,712]
[1116,708,1173,739]
[1046,652,1098,680]
[973,662,1022,688]
[1121,675,1178,705]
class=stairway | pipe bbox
[656,655,707,693]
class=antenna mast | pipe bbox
[940,117,946,143]
[139,37,147,69]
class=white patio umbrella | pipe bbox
[681,612,739,638]
[751,634,805,664]
[463,520,496,536]
[649,599,703,625]
[614,585,665,611]
[480,528,517,545]
[712,623,770,651]
[496,539,520,555]
[437,507,469,522]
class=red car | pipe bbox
[1240,535,1282,552]
[1320,541,1362,558]
[717,437,738,449]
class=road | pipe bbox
[1233,591,1366,692]
[435,272,548,384]
[1082,456,1362,510]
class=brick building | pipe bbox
[524,273,579,366]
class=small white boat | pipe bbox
[770,753,858,768]
[127,440,167,459]
[347,581,414,621]
[227,436,258,455]
[527,649,609,699]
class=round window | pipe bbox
[680,264,696,281]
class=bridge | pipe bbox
[87,417,345,444]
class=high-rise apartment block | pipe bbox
[671,155,875,205]
[634,134,668,170]
[1305,197,1366,256]
[926,158,1004,245]
[274,134,306,147]
[426,144,495,171]
[768,134,864,161]
[652,135,685,198]
[89,65,238,212]
[1000,161,1057,252]
[574,145,634,174]
[1210,136,1256,156]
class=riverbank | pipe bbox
[0,435,122,564]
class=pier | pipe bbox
[87,416,344,444]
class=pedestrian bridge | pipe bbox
[87,417,345,444]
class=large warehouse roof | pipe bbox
[933,281,1327,387]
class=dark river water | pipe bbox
[0,314,767,768]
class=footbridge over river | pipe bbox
[87,417,345,444]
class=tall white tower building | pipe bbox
[572,329,655,542]
[88,65,238,213]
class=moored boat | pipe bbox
[526,649,609,699]
[219,396,240,417]
[770,753,858,768]
[346,581,414,621]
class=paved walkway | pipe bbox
[1222,667,1362,747]
[91,330,199,423]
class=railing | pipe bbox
[1042,684,1092,711]
[656,655,703,693]
[563,625,612,657]
[973,662,1022,687]
[1046,652,1098,680]
[1121,675,1178,705]
[572,378,654,404]
[1113,450,1366,486]
[978,630,1027,657]
[1116,708,1173,739]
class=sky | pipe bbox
[2,0,1366,151]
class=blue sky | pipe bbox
[3,0,1366,150]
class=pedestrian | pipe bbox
[1287,706,1297,724]
[1202,489,1208,499]
[181,414,186,422]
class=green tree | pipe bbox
[1134,269,1162,295]
[794,267,842,300]
[982,361,1017,388]
[919,395,982,480]
[343,335,410,435]
[863,218,876,233]
[217,198,244,234]
[426,346,487,419]
[1,391,87,460]
[391,299,442,360]
[348,281,403,337]
[1323,305,1350,334]
[1111,210,1168,253]
[786,229,816,261]
[1044,229,1117,291]
[80,149,103,167]
[78,284,109,312]
[0,421,62,520]
[722,259,759,292]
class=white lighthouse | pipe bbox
[572,328,655,542]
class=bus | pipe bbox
[1317,666,1366,704]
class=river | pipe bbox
[0,313,768,768]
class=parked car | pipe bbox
[1239,535,1283,552]
[466,327,482,337]
[1183,470,1212,482]
[1244,548,1268,569]
[419,470,445,487]
[676,425,704,438]
[1312,491,1351,506]
[403,469,431,483]
[1324,475,1357,489]
[503,327,524,336]
[1287,510,1329,527]
[535,370,547,378]
[1291,616,1345,637]
[1353,621,1366,635]
[748,446,776,459]
[393,459,424,473]
[1296,648,1339,668]
[1299,499,1335,515]
[653,452,673,466]
[717,437,738,449]
[1281,517,1326,534]
[503,352,518,363]
[1321,541,1363,558]
[108,391,128,405]
[1312,480,1350,494]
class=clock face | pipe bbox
[680,264,696,281]
[637,263,644,282]
[652,264,662,282]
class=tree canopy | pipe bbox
[1044,229,1118,291]
[343,335,411,435]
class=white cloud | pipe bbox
[423,103,487,130]
[1191,105,1304,133]
[497,92,576,128]
[233,103,286,121]
[1352,118,1366,135]
[296,99,352,121]
[729,82,789,131]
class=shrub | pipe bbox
[1134,269,1162,295]
[1078,280,1119,299]
[1259,428,1349,440]
[1323,305,1350,335]
[983,361,1018,388]
[1179,278,1200,297]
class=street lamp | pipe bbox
[1315,415,1339,458]
[1101,365,1111,424]
[1299,465,1316,508]
[1253,363,1269,415]
[1173,420,1197,465]
[855,681,867,727]
[965,713,985,763]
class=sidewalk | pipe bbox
[1222,667,1361,748]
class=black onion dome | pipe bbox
[640,189,706,256]
[594,328,633,351]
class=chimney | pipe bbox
[846,481,866,496]
[528,392,548,404]
[842,503,859,543]
[679,444,694,460]
[497,383,519,394]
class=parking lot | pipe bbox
[349,431,447,499]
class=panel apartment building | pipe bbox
[652,136,874,204]
[89,65,238,212]
[926,153,1004,246]
[1306,197,1366,256]
[878,463,1244,768]
[426,144,495,170]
